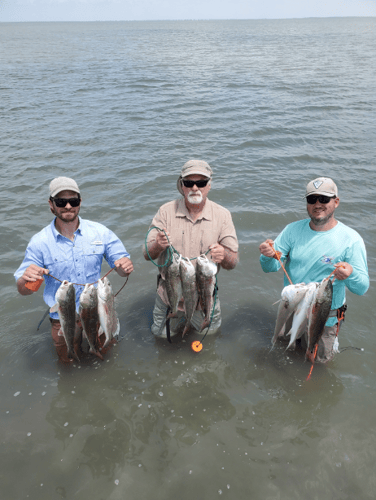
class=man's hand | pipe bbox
[17,265,49,295]
[145,228,171,261]
[209,243,225,264]
[333,262,353,280]
[259,239,276,258]
[209,243,238,269]
[155,229,171,252]
[22,264,49,282]
[114,257,134,277]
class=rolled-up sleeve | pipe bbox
[218,210,238,253]
[104,228,130,268]
[14,237,45,282]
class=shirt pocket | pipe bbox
[44,254,70,281]
[82,244,105,278]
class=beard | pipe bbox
[309,208,335,226]
[187,191,203,205]
[51,208,79,223]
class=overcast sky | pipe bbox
[1,0,375,22]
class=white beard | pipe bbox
[187,191,203,205]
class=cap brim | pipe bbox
[181,170,211,178]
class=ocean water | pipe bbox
[1,18,376,499]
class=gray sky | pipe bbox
[1,0,375,22]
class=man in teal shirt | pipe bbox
[259,177,369,363]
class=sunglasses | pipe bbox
[306,195,335,205]
[182,179,210,188]
[51,197,81,208]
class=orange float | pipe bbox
[191,341,203,352]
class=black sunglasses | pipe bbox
[51,196,81,208]
[182,179,210,188]
[306,194,335,205]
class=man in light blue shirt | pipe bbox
[15,176,134,362]
[259,177,369,363]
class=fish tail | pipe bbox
[182,324,191,338]
[68,348,80,363]
[89,347,104,361]
[200,318,210,332]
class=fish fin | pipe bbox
[57,328,64,337]
[272,299,281,306]
[98,326,104,336]
[50,303,59,313]
[113,319,121,339]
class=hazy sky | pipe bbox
[1,0,375,22]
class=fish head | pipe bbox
[179,257,195,279]
[79,283,98,308]
[97,276,113,300]
[281,283,308,304]
[55,280,75,303]
[197,254,218,277]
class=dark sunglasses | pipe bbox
[182,179,210,188]
[306,194,335,205]
[51,196,81,208]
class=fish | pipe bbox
[272,283,309,346]
[52,280,80,362]
[164,252,182,317]
[196,254,218,331]
[179,257,199,337]
[79,284,103,360]
[97,276,120,349]
[306,277,333,363]
[286,282,318,350]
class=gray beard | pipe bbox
[187,191,203,205]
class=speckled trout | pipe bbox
[286,282,318,350]
[97,276,120,348]
[306,277,333,363]
[52,280,80,362]
[79,284,103,360]
[272,283,309,346]
[164,252,182,317]
[196,254,218,331]
[179,257,198,337]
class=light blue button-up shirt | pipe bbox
[14,217,130,319]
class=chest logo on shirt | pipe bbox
[91,241,103,245]
[313,180,323,189]
[321,255,334,264]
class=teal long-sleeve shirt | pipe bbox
[260,219,369,326]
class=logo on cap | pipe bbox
[313,180,323,189]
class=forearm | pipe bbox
[260,254,281,273]
[144,240,165,261]
[220,247,238,270]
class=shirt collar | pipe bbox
[50,216,83,241]
[176,197,212,222]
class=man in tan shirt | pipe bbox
[144,160,238,339]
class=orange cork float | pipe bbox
[25,278,44,292]
[191,341,203,352]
